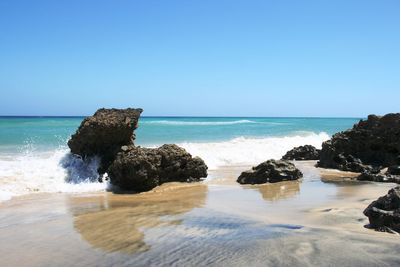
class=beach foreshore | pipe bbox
[0,162,399,267]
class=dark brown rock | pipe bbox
[237,159,303,185]
[281,145,321,160]
[107,144,208,192]
[357,171,400,183]
[317,113,400,172]
[364,186,400,233]
[68,108,143,173]
[387,165,400,175]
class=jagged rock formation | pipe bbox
[107,144,208,192]
[318,113,400,172]
[68,108,143,173]
[237,159,303,185]
[67,108,208,192]
[281,145,321,160]
[364,186,400,233]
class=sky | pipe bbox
[0,0,399,117]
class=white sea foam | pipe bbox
[179,132,330,170]
[143,119,257,126]
[0,149,108,202]
[0,131,329,201]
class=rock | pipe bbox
[281,145,321,160]
[364,186,400,233]
[68,108,143,173]
[387,165,400,175]
[357,171,400,183]
[237,159,303,185]
[318,113,400,172]
[67,108,209,193]
[107,144,208,192]
[321,153,374,173]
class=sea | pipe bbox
[0,116,360,201]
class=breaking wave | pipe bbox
[179,132,330,169]
[0,131,329,201]
[0,149,107,201]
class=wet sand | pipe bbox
[0,161,399,266]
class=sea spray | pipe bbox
[2,113,358,201]
[0,131,330,199]
[60,153,101,183]
[0,149,107,200]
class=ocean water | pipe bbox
[0,116,360,200]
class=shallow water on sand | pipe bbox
[0,162,399,267]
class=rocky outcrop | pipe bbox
[237,160,303,185]
[319,154,372,173]
[281,145,321,160]
[68,108,143,173]
[67,108,209,193]
[107,144,208,192]
[318,113,400,172]
[364,186,400,233]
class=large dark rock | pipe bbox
[68,108,143,173]
[237,159,303,185]
[364,186,400,233]
[318,113,400,172]
[281,145,321,160]
[107,144,208,192]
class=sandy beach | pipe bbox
[0,161,399,267]
[2,0,400,265]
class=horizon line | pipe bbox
[0,115,363,119]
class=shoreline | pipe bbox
[0,162,399,266]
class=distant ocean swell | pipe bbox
[143,119,256,126]
[0,131,329,200]
[142,120,287,126]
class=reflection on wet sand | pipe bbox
[254,180,301,202]
[70,183,207,254]
[318,168,359,183]
[2,164,400,266]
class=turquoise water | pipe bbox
[0,117,360,152]
[0,116,360,199]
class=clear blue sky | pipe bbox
[0,0,399,117]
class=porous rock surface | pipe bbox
[68,108,143,173]
[108,144,208,192]
[357,171,400,184]
[318,113,400,172]
[364,186,400,233]
[281,145,321,161]
[237,159,303,185]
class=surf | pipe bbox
[0,131,329,200]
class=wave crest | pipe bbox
[0,149,107,200]
[179,132,330,169]
[0,131,329,200]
